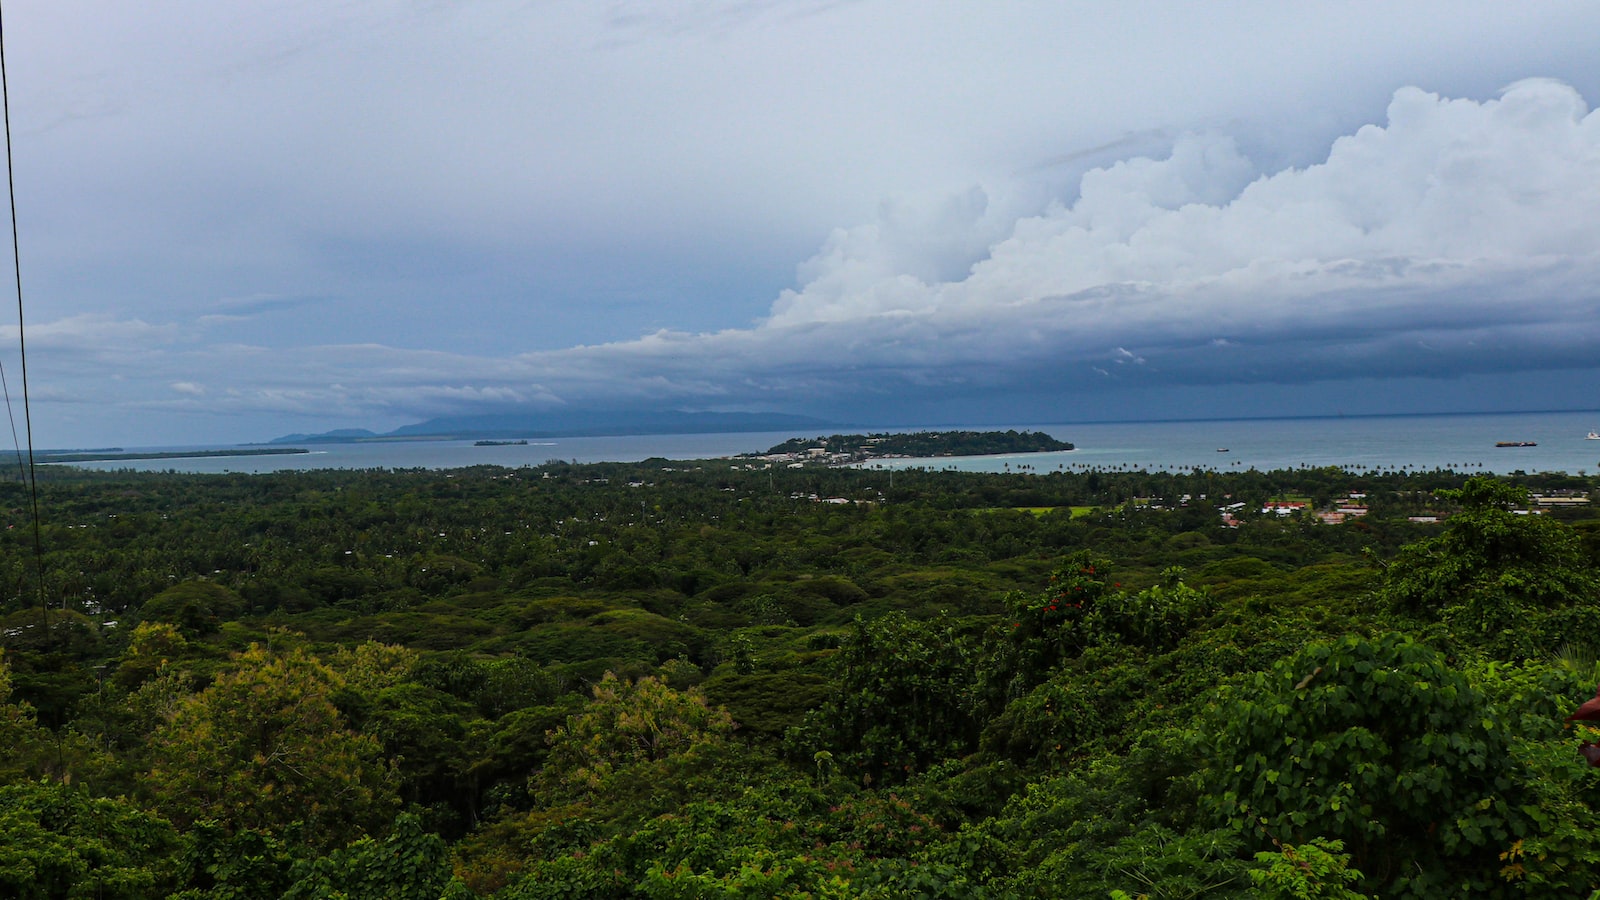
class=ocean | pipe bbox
[53,409,1600,476]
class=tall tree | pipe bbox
[143,642,398,848]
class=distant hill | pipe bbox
[270,411,836,444]
[270,428,380,443]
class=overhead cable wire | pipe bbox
[0,2,51,618]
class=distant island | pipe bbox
[38,447,310,464]
[756,430,1073,463]
[474,439,528,446]
[271,411,837,444]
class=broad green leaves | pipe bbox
[1206,633,1564,897]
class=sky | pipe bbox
[2,1,1600,446]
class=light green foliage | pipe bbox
[327,640,422,695]
[1082,823,1249,899]
[970,751,1247,899]
[112,621,191,690]
[637,852,822,899]
[496,774,956,898]
[0,779,180,899]
[143,642,399,847]
[539,672,735,801]
[121,660,199,744]
[476,655,559,717]
[494,854,632,899]
[656,657,705,690]
[1468,661,1600,893]
[1248,839,1370,900]
[635,854,991,899]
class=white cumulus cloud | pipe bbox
[515,79,1600,409]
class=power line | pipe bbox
[0,1,50,619]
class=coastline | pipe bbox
[50,409,1600,475]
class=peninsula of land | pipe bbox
[37,447,311,464]
[754,429,1073,465]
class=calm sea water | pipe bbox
[57,410,1600,476]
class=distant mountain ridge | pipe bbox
[270,411,836,444]
[271,428,380,443]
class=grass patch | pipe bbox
[984,505,1098,519]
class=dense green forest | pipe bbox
[3,460,1600,898]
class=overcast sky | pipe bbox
[2,1,1599,446]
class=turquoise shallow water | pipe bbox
[55,409,1600,475]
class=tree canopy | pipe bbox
[1,462,1598,896]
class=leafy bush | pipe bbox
[1205,632,1527,897]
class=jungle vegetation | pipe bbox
[2,460,1599,898]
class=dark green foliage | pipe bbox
[282,814,472,900]
[965,730,1245,898]
[0,611,106,729]
[141,583,246,637]
[1205,633,1525,897]
[794,612,990,785]
[698,671,831,739]
[5,463,1600,895]
[998,553,1211,702]
[363,683,475,813]
[1383,476,1600,658]
[984,644,1151,765]
[169,823,298,900]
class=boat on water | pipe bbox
[1495,441,1537,447]
[475,439,529,446]
[1588,431,1600,440]
[1216,448,1229,453]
